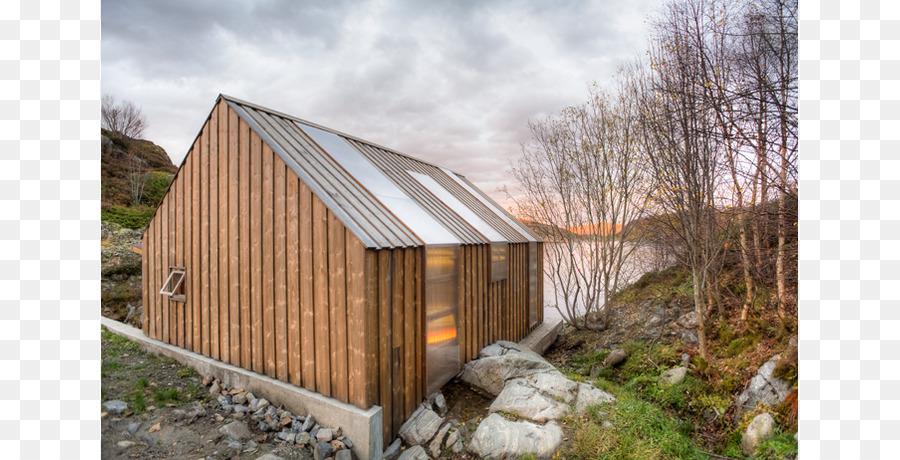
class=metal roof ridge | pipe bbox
[218,94,465,176]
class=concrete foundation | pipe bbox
[518,318,563,355]
[101,317,383,460]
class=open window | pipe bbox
[160,266,186,302]
[490,242,508,282]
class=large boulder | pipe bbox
[468,413,563,459]
[460,347,556,396]
[741,413,775,455]
[524,371,579,404]
[479,340,523,358]
[735,355,793,420]
[398,406,443,446]
[397,445,429,460]
[574,383,616,416]
[489,378,571,422]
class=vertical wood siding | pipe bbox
[143,99,544,445]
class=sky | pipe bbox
[102,0,663,209]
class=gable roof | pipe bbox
[220,94,540,249]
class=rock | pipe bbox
[451,439,464,453]
[445,429,459,448]
[741,413,775,455]
[398,406,443,446]
[296,431,311,445]
[219,421,252,441]
[103,400,128,415]
[659,367,688,387]
[681,353,691,365]
[233,405,249,413]
[242,440,258,454]
[525,371,578,404]
[277,431,297,444]
[589,365,602,378]
[301,414,316,432]
[309,427,320,440]
[117,440,136,448]
[468,413,563,459]
[173,402,207,424]
[604,348,629,367]
[316,427,333,443]
[427,422,452,458]
[735,355,793,421]
[225,439,243,451]
[233,392,247,405]
[127,422,140,434]
[479,340,523,358]
[489,378,570,422]
[382,438,402,460]
[602,421,613,428]
[342,436,353,448]
[255,454,286,460]
[574,383,616,415]
[256,399,270,411]
[203,375,215,386]
[460,348,556,395]
[218,394,234,410]
[676,311,699,329]
[397,445,429,460]
[680,331,699,345]
[209,382,221,396]
[428,392,448,417]
[335,449,353,460]
[314,441,333,460]
[331,439,346,451]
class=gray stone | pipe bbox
[602,421,613,428]
[103,400,128,415]
[681,331,699,345]
[316,427,333,443]
[278,431,297,444]
[524,371,578,404]
[429,392,448,417]
[242,440,258,454]
[460,349,556,395]
[382,438,402,460]
[301,414,316,432]
[427,422,452,458]
[451,439,464,453]
[479,340,523,358]
[342,436,353,449]
[309,426,320,440]
[255,454,286,460]
[335,449,353,460]
[489,378,570,422]
[398,406,443,446]
[676,311,699,329]
[218,394,234,410]
[296,431,311,445]
[574,383,616,415]
[467,413,563,459]
[209,382,221,396]
[225,439,243,451]
[127,422,140,434]
[735,355,793,420]
[741,413,775,455]
[397,445,429,460]
[681,353,691,365]
[117,440,136,448]
[604,348,629,367]
[659,367,688,387]
[314,441,333,460]
[219,421,252,441]
[233,392,247,405]
[445,429,459,448]
[256,398,270,411]
[244,392,255,402]
[233,405,249,413]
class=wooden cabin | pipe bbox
[142,95,544,442]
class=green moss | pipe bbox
[153,387,180,403]
[101,205,156,230]
[756,432,798,459]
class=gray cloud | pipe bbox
[102,0,662,208]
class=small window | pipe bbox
[160,266,186,302]
[491,242,508,282]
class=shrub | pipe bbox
[101,205,155,230]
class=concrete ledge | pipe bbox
[518,318,563,355]
[101,317,383,460]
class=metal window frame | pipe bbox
[160,266,186,302]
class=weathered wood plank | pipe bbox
[250,130,263,373]
[154,209,161,339]
[192,141,201,353]
[286,175,300,386]
[262,144,275,377]
[183,156,192,351]
[328,211,348,403]
[274,158,287,381]
[209,105,220,361]
[142,230,149,335]
[312,196,331,397]
[239,119,251,368]
[228,107,241,366]
[200,123,211,357]
[363,250,379,407]
[299,181,315,391]
[378,250,392,442]
[403,249,415,415]
[176,172,184,348]
[391,249,404,431]
[161,190,170,344]
[346,234,367,407]
[218,101,230,364]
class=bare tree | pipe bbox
[508,74,652,330]
[101,94,148,141]
[128,154,150,205]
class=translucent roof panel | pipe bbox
[297,122,460,245]
[407,170,506,243]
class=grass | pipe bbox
[153,387,181,403]
[101,205,157,230]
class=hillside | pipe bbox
[101,129,177,209]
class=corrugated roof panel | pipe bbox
[297,123,460,245]
[407,170,505,242]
